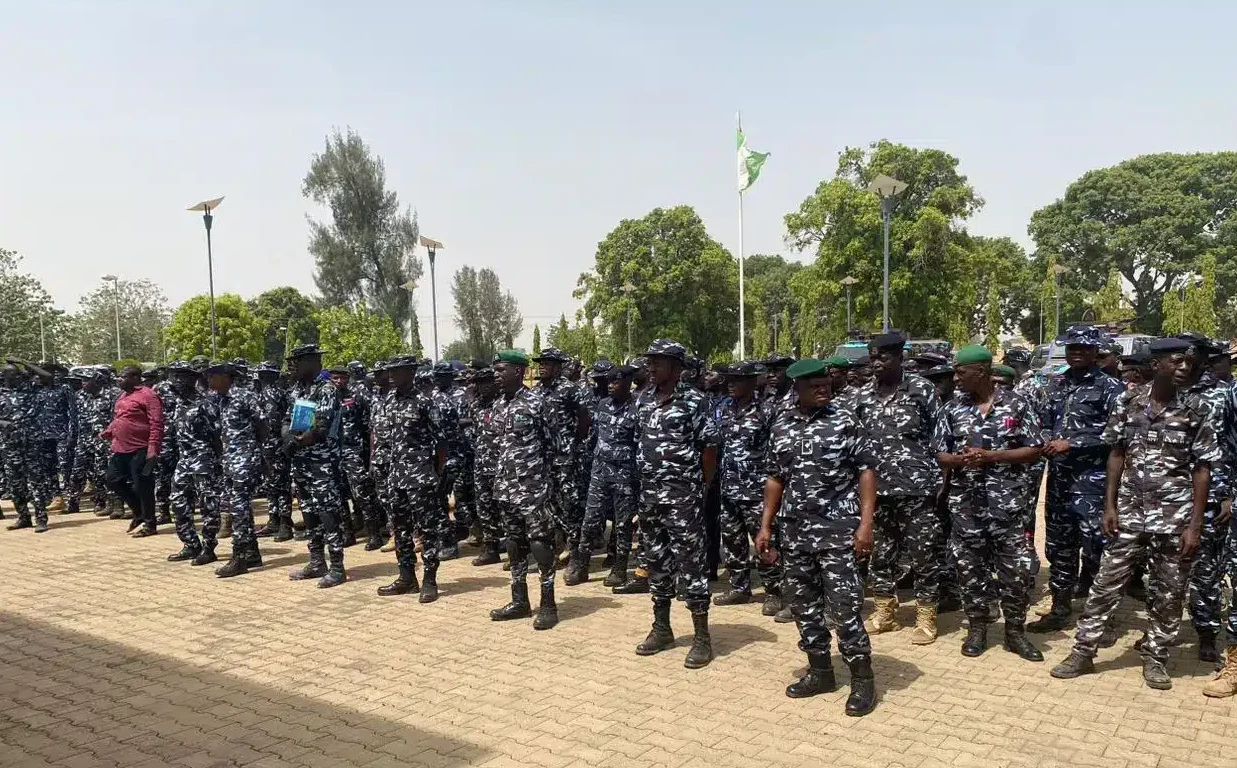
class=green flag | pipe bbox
[737,128,768,192]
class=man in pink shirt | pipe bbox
[102,365,164,537]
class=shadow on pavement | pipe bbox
[710,622,779,658]
[0,610,492,767]
[443,575,510,596]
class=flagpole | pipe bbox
[737,111,746,361]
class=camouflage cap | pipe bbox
[205,362,237,376]
[471,366,495,381]
[1063,326,1103,348]
[725,361,761,378]
[1150,337,1191,355]
[188,355,210,371]
[922,363,955,379]
[255,361,280,375]
[285,343,323,360]
[1003,348,1031,365]
[386,355,420,370]
[590,359,616,378]
[1175,332,1224,356]
[644,338,686,363]
[432,360,456,375]
[532,347,570,363]
[764,352,795,368]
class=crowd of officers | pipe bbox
[4,323,1237,717]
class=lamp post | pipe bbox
[187,196,225,358]
[398,280,418,353]
[1052,263,1068,338]
[867,175,908,333]
[840,275,858,334]
[621,282,637,361]
[38,312,47,361]
[419,236,443,361]
[101,274,122,360]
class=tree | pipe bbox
[441,339,470,362]
[450,265,523,362]
[165,294,264,362]
[576,205,738,361]
[316,306,406,368]
[546,313,604,365]
[531,324,542,355]
[64,277,170,364]
[1029,152,1237,334]
[0,249,63,360]
[1162,254,1218,336]
[302,127,421,342]
[742,254,804,357]
[775,307,793,355]
[1090,268,1129,323]
[248,286,319,362]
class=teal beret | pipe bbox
[823,355,851,369]
[494,349,529,367]
[787,358,829,380]
[955,345,993,366]
[992,363,1016,378]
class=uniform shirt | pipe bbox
[853,373,944,497]
[715,395,773,501]
[831,386,859,415]
[286,378,340,464]
[766,403,870,548]
[536,377,586,458]
[174,395,220,475]
[938,387,1044,523]
[470,395,502,476]
[1180,373,1233,504]
[368,387,393,465]
[29,382,76,442]
[0,385,31,447]
[75,387,119,442]
[217,386,263,475]
[375,389,444,491]
[636,382,718,505]
[259,385,292,448]
[491,387,552,507]
[431,386,469,462]
[592,395,639,470]
[337,386,373,453]
[1040,366,1124,495]
[1103,385,1222,534]
[153,381,183,442]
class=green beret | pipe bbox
[494,349,529,367]
[787,358,829,380]
[992,363,1016,378]
[955,345,993,366]
[823,355,851,369]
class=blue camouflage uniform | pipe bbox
[576,381,639,565]
[285,351,345,574]
[67,376,119,511]
[216,376,264,552]
[26,376,76,525]
[170,386,222,554]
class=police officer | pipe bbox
[468,366,504,566]
[0,363,36,530]
[854,332,946,645]
[431,361,471,560]
[165,362,223,564]
[531,347,590,557]
[489,350,561,630]
[329,366,383,550]
[208,362,267,577]
[374,356,448,603]
[567,364,639,588]
[1052,337,1221,690]
[937,345,1044,662]
[368,361,398,554]
[756,358,877,715]
[15,359,76,533]
[254,362,295,542]
[762,353,795,408]
[152,362,183,523]
[712,362,781,613]
[66,368,118,515]
[283,344,347,589]
[1030,326,1124,632]
[631,340,718,669]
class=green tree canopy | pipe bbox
[248,286,319,362]
[576,205,738,361]
[742,254,804,357]
[546,313,604,365]
[1028,151,1237,334]
[1161,253,1218,336]
[303,127,422,339]
[531,324,542,355]
[450,266,523,361]
[0,249,62,361]
[316,306,406,368]
[165,293,263,362]
[68,277,170,364]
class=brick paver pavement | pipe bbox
[1,500,1234,768]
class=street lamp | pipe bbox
[840,275,859,334]
[419,236,443,361]
[867,175,908,333]
[621,282,637,361]
[1052,263,1068,338]
[186,196,225,359]
[101,274,122,360]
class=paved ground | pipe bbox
[1,500,1234,768]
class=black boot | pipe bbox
[215,549,249,578]
[66,498,80,514]
[713,589,751,606]
[1026,590,1073,633]
[273,520,294,542]
[7,517,33,530]
[190,547,217,566]
[340,526,357,548]
[533,583,558,630]
[1050,650,1096,679]
[245,542,263,568]
[378,564,420,596]
[440,541,460,560]
[155,510,172,526]
[845,657,877,716]
[289,553,327,581]
[472,542,501,566]
[364,521,386,552]
[684,612,713,669]
[762,592,782,617]
[563,555,589,586]
[636,601,675,655]
[786,652,837,698]
[167,545,199,562]
[490,582,532,621]
[1198,629,1220,664]
[419,565,439,604]
[351,509,366,534]
[603,556,628,588]
[318,561,346,588]
[1003,625,1044,662]
[1074,564,1097,600]
[961,623,988,657]
[255,520,277,538]
[613,574,650,594]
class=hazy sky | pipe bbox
[3,1,1235,352]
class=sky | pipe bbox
[3,1,1236,354]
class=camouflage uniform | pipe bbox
[1071,385,1222,662]
[715,393,779,595]
[1040,364,1124,597]
[636,381,718,614]
[369,386,394,534]
[68,384,118,510]
[217,385,264,551]
[575,378,601,517]
[1181,373,1234,638]
[338,384,381,529]
[431,381,471,548]
[470,391,504,548]
[0,384,34,523]
[853,373,945,605]
[535,365,587,547]
[768,401,873,664]
[170,394,221,553]
[258,382,293,528]
[938,388,1043,626]
[26,380,76,525]
[448,383,477,535]
[152,380,183,515]
[375,387,447,573]
[576,393,639,562]
[287,377,345,569]
[492,386,557,585]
